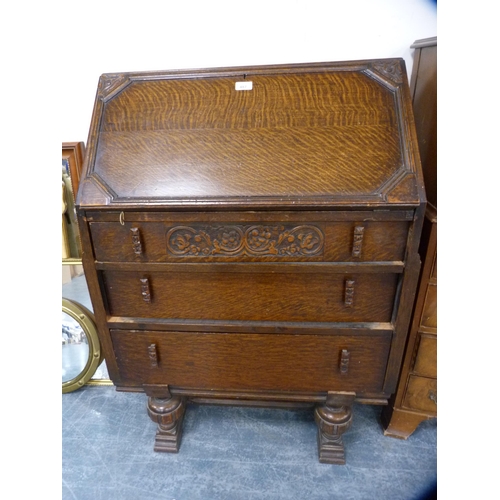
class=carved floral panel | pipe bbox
[166,224,324,257]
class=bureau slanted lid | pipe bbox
[77,59,424,210]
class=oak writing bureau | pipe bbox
[76,60,425,464]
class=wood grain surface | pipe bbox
[89,218,409,263]
[76,60,427,462]
[110,330,392,393]
[79,63,419,207]
[102,269,399,323]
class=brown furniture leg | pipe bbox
[314,392,356,464]
[381,405,433,439]
[146,388,186,453]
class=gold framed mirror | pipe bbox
[62,298,102,393]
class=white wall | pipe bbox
[61,0,437,143]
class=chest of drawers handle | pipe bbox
[130,227,143,255]
[352,226,365,257]
[148,343,158,367]
[340,349,350,375]
[344,279,355,307]
[140,277,152,303]
[428,390,437,405]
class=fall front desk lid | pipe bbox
[77,59,424,210]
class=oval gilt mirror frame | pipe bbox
[62,298,102,393]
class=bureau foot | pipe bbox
[381,405,434,439]
[314,392,356,465]
[147,395,186,453]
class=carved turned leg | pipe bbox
[147,394,186,453]
[314,392,356,464]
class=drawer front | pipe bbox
[431,251,437,280]
[89,220,409,263]
[413,335,437,378]
[110,330,392,393]
[403,375,437,413]
[103,270,399,323]
[421,283,437,329]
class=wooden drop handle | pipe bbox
[352,226,365,257]
[344,279,355,307]
[140,277,151,303]
[148,344,158,368]
[340,349,350,375]
[131,227,143,255]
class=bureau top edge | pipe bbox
[96,58,406,86]
[79,208,416,223]
[76,199,423,214]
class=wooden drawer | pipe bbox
[413,335,436,378]
[110,329,392,393]
[403,375,437,413]
[102,269,399,323]
[421,283,437,329]
[89,219,409,263]
[430,252,437,279]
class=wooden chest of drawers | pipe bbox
[382,37,437,438]
[76,60,425,464]
[382,207,437,436]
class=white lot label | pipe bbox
[235,81,253,90]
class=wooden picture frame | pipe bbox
[62,141,85,200]
[62,142,85,261]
